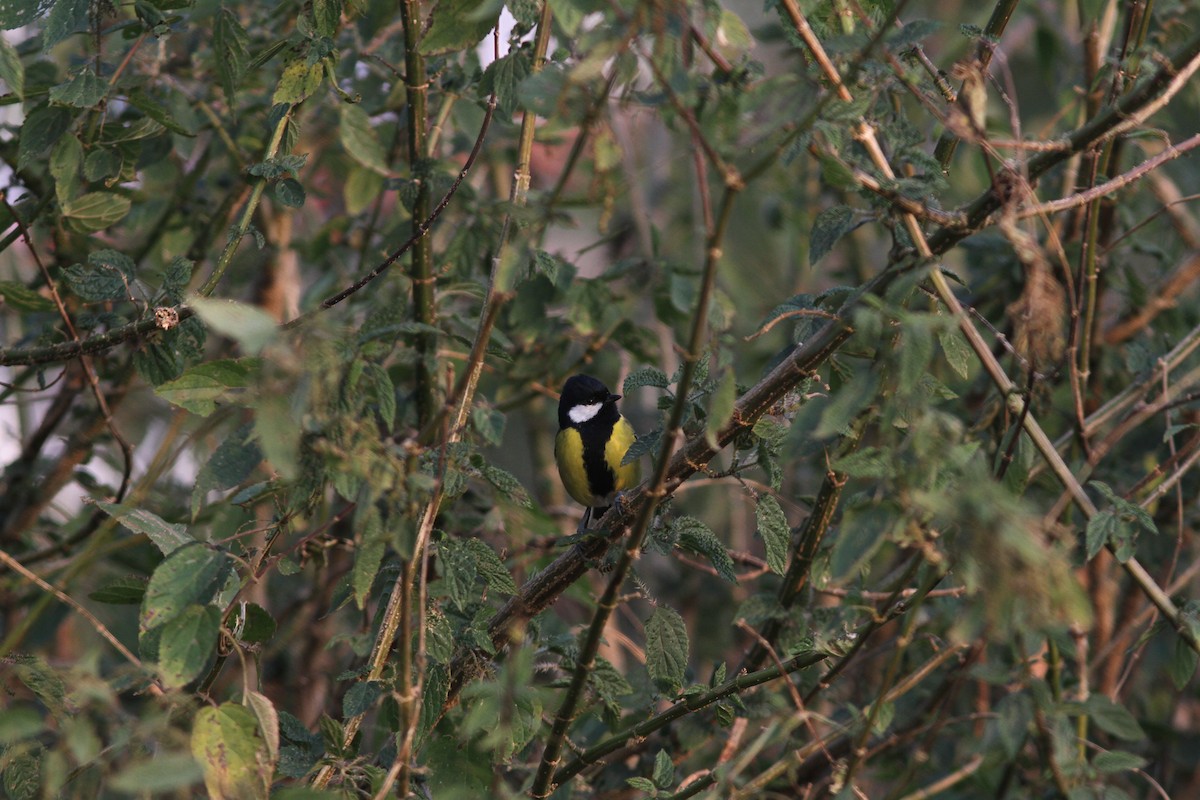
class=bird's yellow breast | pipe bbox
[555,427,594,506]
[606,416,639,494]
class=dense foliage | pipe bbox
[2,0,1200,797]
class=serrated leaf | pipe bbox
[158,604,221,688]
[50,136,85,210]
[344,162,384,214]
[809,205,854,266]
[109,753,203,794]
[44,0,88,51]
[273,58,323,105]
[17,104,72,171]
[89,576,148,604]
[705,368,736,448]
[128,87,197,136]
[214,8,249,101]
[623,427,660,466]
[94,500,192,554]
[1169,634,1198,690]
[624,366,670,391]
[191,703,270,800]
[482,464,531,508]
[351,505,385,609]
[312,0,342,37]
[0,0,51,30]
[673,516,737,582]
[1085,695,1145,741]
[1085,510,1120,561]
[339,103,388,174]
[897,318,935,394]
[274,177,306,207]
[419,0,501,55]
[755,495,790,575]
[237,603,277,645]
[1092,749,1148,773]
[471,406,505,446]
[342,681,381,718]
[646,605,689,693]
[189,296,279,355]
[439,539,476,613]
[0,280,54,312]
[140,543,232,633]
[938,324,973,379]
[244,691,280,764]
[464,538,516,595]
[830,447,893,479]
[84,147,122,183]
[49,67,106,107]
[530,249,564,283]
[156,359,257,417]
[193,426,263,518]
[886,19,942,50]
[481,50,531,117]
[62,191,131,232]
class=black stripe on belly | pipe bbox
[577,420,616,503]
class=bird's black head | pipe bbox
[558,374,621,429]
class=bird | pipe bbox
[554,374,639,527]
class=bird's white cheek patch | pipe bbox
[569,402,603,424]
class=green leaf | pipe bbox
[0,280,54,312]
[89,576,148,604]
[1084,695,1145,741]
[886,19,942,50]
[471,407,505,446]
[191,703,271,800]
[109,753,203,794]
[938,324,973,379]
[44,0,88,51]
[645,605,689,693]
[49,67,106,107]
[339,103,388,174]
[273,57,324,105]
[193,425,263,518]
[49,133,82,204]
[1169,634,1198,690]
[140,542,233,633]
[546,0,585,36]
[351,505,385,609]
[11,657,67,715]
[18,104,73,171]
[897,317,935,395]
[237,603,277,645]
[244,690,280,764]
[83,146,123,183]
[0,35,25,100]
[809,205,854,266]
[626,776,657,792]
[831,447,893,479]
[755,495,790,576]
[419,0,501,55]
[481,464,531,507]
[623,426,660,466]
[214,8,249,101]
[464,538,517,595]
[439,539,477,612]
[830,501,894,579]
[62,191,132,232]
[342,681,381,718]
[673,516,737,583]
[158,604,221,688]
[189,296,279,355]
[705,368,737,449]
[624,366,670,391]
[0,0,51,30]
[156,359,257,416]
[274,177,306,207]
[62,248,134,302]
[481,50,532,117]
[652,748,674,788]
[344,163,384,213]
[312,0,342,37]
[1085,510,1120,561]
[128,87,197,135]
[530,249,565,283]
[94,500,192,554]
[1092,749,1148,774]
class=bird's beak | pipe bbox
[609,393,621,402]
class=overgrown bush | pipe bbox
[2,0,1200,797]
